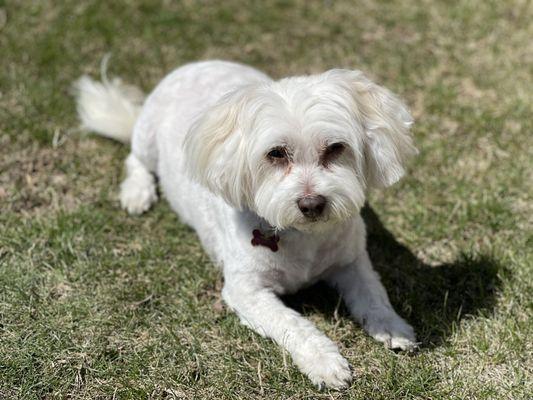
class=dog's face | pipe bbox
[184,69,417,232]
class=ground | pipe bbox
[0,1,532,399]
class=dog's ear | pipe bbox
[183,85,257,208]
[328,69,417,188]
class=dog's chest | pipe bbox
[263,228,355,294]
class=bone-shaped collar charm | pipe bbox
[251,229,280,252]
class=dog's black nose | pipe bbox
[297,195,326,218]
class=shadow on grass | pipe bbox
[283,205,503,348]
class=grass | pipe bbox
[1,0,532,398]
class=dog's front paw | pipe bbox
[120,177,157,215]
[305,351,352,390]
[364,310,417,351]
[294,337,352,390]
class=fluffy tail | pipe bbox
[73,58,144,143]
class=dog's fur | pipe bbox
[74,60,418,389]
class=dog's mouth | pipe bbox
[293,204,358,232]
[305,215,329,225]
[292,214,336,232]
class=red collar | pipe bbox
[251,229,280,252]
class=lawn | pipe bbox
[1,0,532,398]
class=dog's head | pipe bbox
[184,69,417,232]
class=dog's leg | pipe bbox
[119,153,158,215]
[327,251,417,350]
[222,278,352,389]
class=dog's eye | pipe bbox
[325,142,345,156]
[267,147,287,160]
[321,142,346,166]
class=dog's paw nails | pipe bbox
[387,336,419,352]
[365,311,417,351]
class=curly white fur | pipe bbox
[74,60,418,389]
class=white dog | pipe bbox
[74,60,418,389]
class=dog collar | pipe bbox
[251,229,280,252]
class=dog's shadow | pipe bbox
[283,205,503,348]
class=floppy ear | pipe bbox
[183,85,257,208]
[328,69,417,188]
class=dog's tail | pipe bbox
[73,56,144,143]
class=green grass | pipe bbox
[1,0,532,398]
